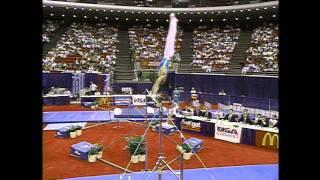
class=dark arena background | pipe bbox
[42,0,278,179]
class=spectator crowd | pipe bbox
[42,20,60,43]
[128,25,183,65]
[42,22,119,74]
[242,24,279,74]
[191,25,240,72]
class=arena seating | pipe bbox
[42,22,119,74]
[42,20,60,43]
[42,21,278,77]
[191,26,240,72]
[128,25,183,65]
[242,24,279,74]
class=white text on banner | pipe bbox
[214,124,242,143]
[132,95,146,106]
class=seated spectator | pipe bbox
[215,109,224,120]
[256,116,268,127]
[218,89,226,95]
[239,109,254,125]
[254,113,262,123]
[268,115,278,128]
[224,109,239,122]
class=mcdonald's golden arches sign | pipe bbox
[255,130,279,150]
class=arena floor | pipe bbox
[43,120,278,180]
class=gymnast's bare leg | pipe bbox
[151,67,168,95]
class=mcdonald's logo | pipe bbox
[262,133,279,149]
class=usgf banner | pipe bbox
[214,124,242,143]
[131,95,146,106]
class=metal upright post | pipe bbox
[158,104,163,180]
[180,119,184,180]
[145,94,148,171]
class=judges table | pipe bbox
[43,94,71,105]
[174,115,278,150]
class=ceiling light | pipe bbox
[110,10,113,12]
[189,19,192,22]
[246,17,250,20]
[50,13,54,16]
[240,10,243,12]
[200,19,203,22]
[117,10,120,12]
[256,8,259,11]
[264,7,268,10]
[66,7,69,9]
[61,14,65,17]
[126,18,128,20]
[136,19,139,21]
[43,5,46,8]
[146,19,149,21]
[73,15,76,18]
[204,12,207,14]
[166,19,169,22]
[84,16,87,18]
[96,9,99,12]
[223,19,226,21]
[105,17,108,19]
[225,11,228,13]
[50,6,53,8]
[235,18,239,20]
[81,8,84,10]
[89,9,92,11]
[247,9,251,11]
[115,17,119,20]
[232,10,236,13]
[273,6,276,8]
[124,11,127,13]
[259,16,263,19]
[156,19,159,22]
[74,8,77,10]
[272,14,276,18]
[210,19,213,22]
[103,10,106,12]
[94,16,97,19]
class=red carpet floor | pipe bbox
[43,105,105,112]
[43,122,278,180]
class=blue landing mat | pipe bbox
[65,164,278,180]
[114,107,168,119]
[43,111,113,123]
